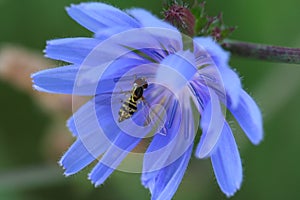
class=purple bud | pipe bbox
[164,4,195,37]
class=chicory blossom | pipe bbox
[31,2,263,199]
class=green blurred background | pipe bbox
[1,0,300,199]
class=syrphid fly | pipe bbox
[118,77,148,122]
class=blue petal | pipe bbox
[142,97,181,175]
[89,97,153,186]
[96,27,181,60]
[143,145,193,200]
[94,26,133,40]
[189,81,207,112]
[143,92,197,194]
[218,66,241,108]
[88,133,142,186]
[124,10,182,55]
[31,64,98,95]
[126,8,176,30]
[82,94,123,186]
[86,58,155,98]
[144,97,180,151]
[211,121,242,197]
[156,51,197,93]
[198,65,241,108]
[229,89,263,145]
[88,162,115,187]
[45,38,100,64]
[31,65,78,94]
[193,37,229,67]
[66,116,78,137]
[88,137,139,186]
[61,98,117,176]
[67,97,112,137]
[32,57,151,95]
[59,139,95,176]
[194,37,241,108]
[195,90,224,158]
[67,3,139,33]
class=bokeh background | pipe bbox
[1,0,300,199]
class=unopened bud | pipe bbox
[164,4,195,37]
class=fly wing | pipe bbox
[95,89,132,105]
[141,96,168,136]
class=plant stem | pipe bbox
[222,40,300,64]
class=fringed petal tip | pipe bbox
[220,171,242,197]
[224,183,241,198]
[31,73,57,93]
[65,4,101,33]
[65,3,77,11]
[58,158,73,177]
[65,3,86,14]
[57,159,64,171]
[30,65,79,94]
[87,173,95,185]
[250,125,263,145]
[44,37,101,65]
[31,84,53,94]
[87,162,116,188]
[31,70,42,82]
[253,136,263,146]
[58,157,77,177]
[43,40,54,59]
[88,173,104,187]
[30,71,42,88]
[58,139,97,178]
[66,2,139,34]
[66,116,78,137]
[66,2,116,11]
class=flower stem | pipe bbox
[222,39,300,64]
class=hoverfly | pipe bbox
[92,74,167,136]
[116,76,167,134]
[118,77,148,122]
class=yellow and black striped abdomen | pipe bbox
[118,78,147,123]
[118,97,138,122]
